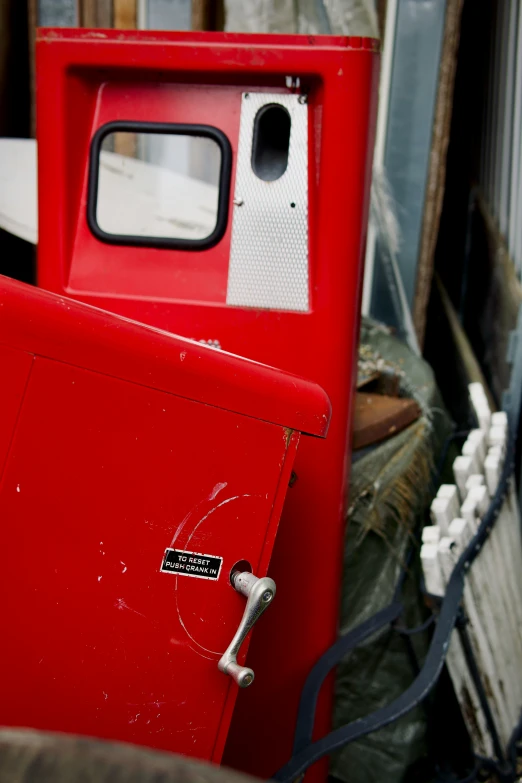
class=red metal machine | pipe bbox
[0,274,329,765]
[32,28,378,780]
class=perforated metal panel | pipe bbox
[226,92,309,312]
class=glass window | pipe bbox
[94,130,223,243]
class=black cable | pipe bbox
[291,601,403,757]
[393,613,435,637]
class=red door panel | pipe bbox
[0,277,331,764]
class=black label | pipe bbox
[160,548,223,581]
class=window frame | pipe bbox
[87,120,232,251]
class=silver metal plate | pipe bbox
[227,92,309,312]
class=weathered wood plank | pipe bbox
[421,541,491,755]
[413,0,466,346]
[114,0,135,29]
[442,523,513,746]
[80,0,112,28]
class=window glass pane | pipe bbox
[96,131,221,241]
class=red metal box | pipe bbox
[36,30,379,779]
[0,274,330,765]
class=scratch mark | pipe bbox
[169,481,228,547]
[126,700,167,708]
[187,495,250,535]
[115,598,146,619]
[209,481,227,500]
[175,494,252,657]
[179,638,218,661]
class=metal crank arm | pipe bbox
[218,571,276,688]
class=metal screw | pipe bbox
[233,197,244,207]
[244,93,250,99]
[243,674,253,686]
[262,591,273,603]
[298,94,307,104]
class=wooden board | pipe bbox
[352,392,421,450]
[79,0,113,27]
[114,0,135,29]
[413,0,465,347]
[473,196,522,404]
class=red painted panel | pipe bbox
[0,276,330,438]
[0,277,322,762]
[0,345,33,476]
[0,358,293,759]
[69,82,244,304]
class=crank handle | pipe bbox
[218,571,276,688]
